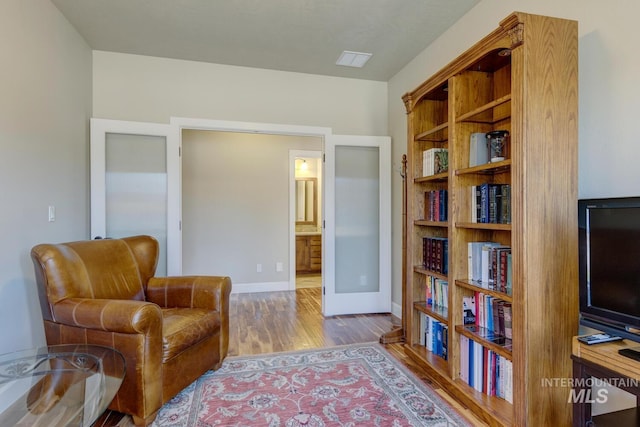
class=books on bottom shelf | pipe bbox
[467,241,512,295]
[460,335,513,403]
[419,312,448,360]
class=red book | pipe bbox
[482,346,489,394]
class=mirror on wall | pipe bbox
[296,178,317,225]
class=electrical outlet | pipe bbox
[48,205,55,222]
[276,262,283,272]
[256,263,262,273]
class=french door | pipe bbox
[90,117,391,316]
[323,134,391,316]
[90,119,181,275]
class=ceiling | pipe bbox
[51,0,479,82]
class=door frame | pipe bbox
[90,118,181,274]
[170,117,332,285]
[289,150,323,290]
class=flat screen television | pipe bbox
[579,196,640,342]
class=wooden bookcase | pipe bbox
[401,12,578,426]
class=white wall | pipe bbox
[389,0,640,199]
[93,51,390,296]
[0,0,92,354]
[181,130,322,291]
[387,0,640,413]
[93,51,388,136]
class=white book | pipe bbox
[468,241,496,283]
[459,335,469,384]
[505,359,513,403]
[422,148,446,177]
[469,132,489,167]
[473,341,484,393]
[470,185,478,223]
[481,242,502,288]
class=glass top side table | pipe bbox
[0,344,125,426]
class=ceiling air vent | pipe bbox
[336,51,372,68]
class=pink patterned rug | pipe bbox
[151,343,472,426]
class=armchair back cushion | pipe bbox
[34,237,153,318]
[31,235,231,426]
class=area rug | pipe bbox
[151,343,472,426]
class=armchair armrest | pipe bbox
[146,275,232,363]
[146,276,232,311]
[52,298,163,335]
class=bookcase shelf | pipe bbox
[413,266,447,280]
[414,301,448,324]
[455,280,513,302]
[405,343,449,374]
[415,122,449,142]
[451,378,514,426]
[415,172,448,183]
[399,12,578,426]
[455,222,511,231]
[457,94,512,124]
[414,219,448,227]
[455,159,511,176]
[456,325,513,360]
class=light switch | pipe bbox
[48,205,55,222]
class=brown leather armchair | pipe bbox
[30,235,232,426]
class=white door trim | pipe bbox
[170,117,331,285]
[170,117,332,138]
[90,118,181,274]
[289,150,323,291]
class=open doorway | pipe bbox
[181,130,322,294]
[291,151,323,289]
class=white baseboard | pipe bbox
[231,281,292,294]
[391,300,402,320]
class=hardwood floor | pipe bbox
[94,288,486,426]
[295,273,322,289]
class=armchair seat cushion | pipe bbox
[161,308,221,362]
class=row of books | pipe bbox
[459,335,513,403]
[419,312,448,360]
[423,237,448,274]
[470,183,511,224]
[424,189,448,222]
[463,293,513,340]
[426,275,448,310]
[423,148,448,176]
[467,241,512,295]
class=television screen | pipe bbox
[587,207,640,317]
[579,197,640,340]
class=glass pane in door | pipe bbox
[335,145,379,293]
[105,133,167,275]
